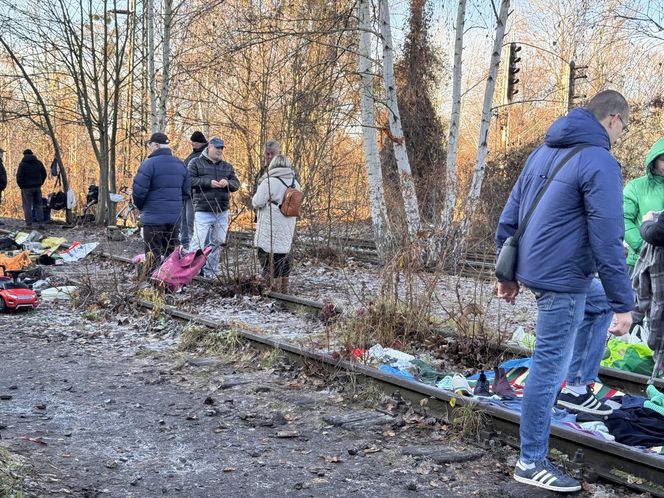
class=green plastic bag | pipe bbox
[601,339,654,375]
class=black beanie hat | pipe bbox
[190,131,207,143]
[23,149,33,155]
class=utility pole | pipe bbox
[567,61,588,111]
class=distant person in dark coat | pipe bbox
[0,148,7,225]
[132,132,190,270]
[180,130,207,250]
[16,149,47,229]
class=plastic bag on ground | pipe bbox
[40,286,78,301]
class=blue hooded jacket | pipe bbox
[496,108,633,313]
[132,148,191,226]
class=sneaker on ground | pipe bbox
[556,385,613,415]
[514,459,581,493]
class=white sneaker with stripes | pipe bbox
[514,459,582,492]
[556,385,613,415]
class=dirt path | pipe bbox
[0,303,510,498]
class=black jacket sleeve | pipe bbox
[640,218,664,247]
[0,160,6,191]
[16,163,24,189]
[227,166,240,192]
[39,162,47,186]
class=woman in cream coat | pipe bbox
[252,154,300,293]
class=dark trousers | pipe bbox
[21,187,43,226]
[143,224,180,271]
[257,248,292,278]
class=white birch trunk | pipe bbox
[358,0,391,261]
[147,0,157,132]
[157,0,171,131]
[378,0,421,241]
[440,0,466,232]
[461,0,510,238]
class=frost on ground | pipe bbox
[0,302,638,498]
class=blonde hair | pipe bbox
[268,154,293,170]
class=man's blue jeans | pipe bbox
[520,278,613,463]
[190,210,229,278]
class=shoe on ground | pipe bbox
[514,459,581,493]
[556,385,613,415]
[473,371,492,397]
[451,374,472,395]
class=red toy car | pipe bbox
[0,269,38,311]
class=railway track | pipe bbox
[88,247,664,495]
[4,225,664,494]
[127,296,664,497]
[228,231,496,277]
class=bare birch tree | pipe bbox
[147,0,158,132]
[378,0,421,241]
[358,0,391,261]
[156,0,172,131]
[460,0,510,239]
[440,0,466,234]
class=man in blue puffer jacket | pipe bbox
[496,90,633,493]
[132,132,191,270]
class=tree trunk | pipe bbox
[147,0,157,132]
[424,0,466,267]
[440,0,466,233]
[0,36,73,224]
[157,0,171,131]
[378,0,421,242]
[460,0,510,241]
[358,0,391,261]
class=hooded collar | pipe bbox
[147,147,173,159]
[545,108,611,150]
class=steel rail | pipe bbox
[131,297,664,497]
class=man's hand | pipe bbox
[211,179,229,189]
[497,281,519,304]
[642,211,655,223]
[608,311,632,336]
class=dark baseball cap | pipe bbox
[209,137,225,148]
[146,132,169,145]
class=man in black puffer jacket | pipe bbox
[188,136,240,277]
[16,149,47,228]
[179,130,207,249]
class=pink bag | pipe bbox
[151,246,212,291]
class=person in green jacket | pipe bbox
[624,138,664,275]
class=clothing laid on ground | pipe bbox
[605,407,664,447]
